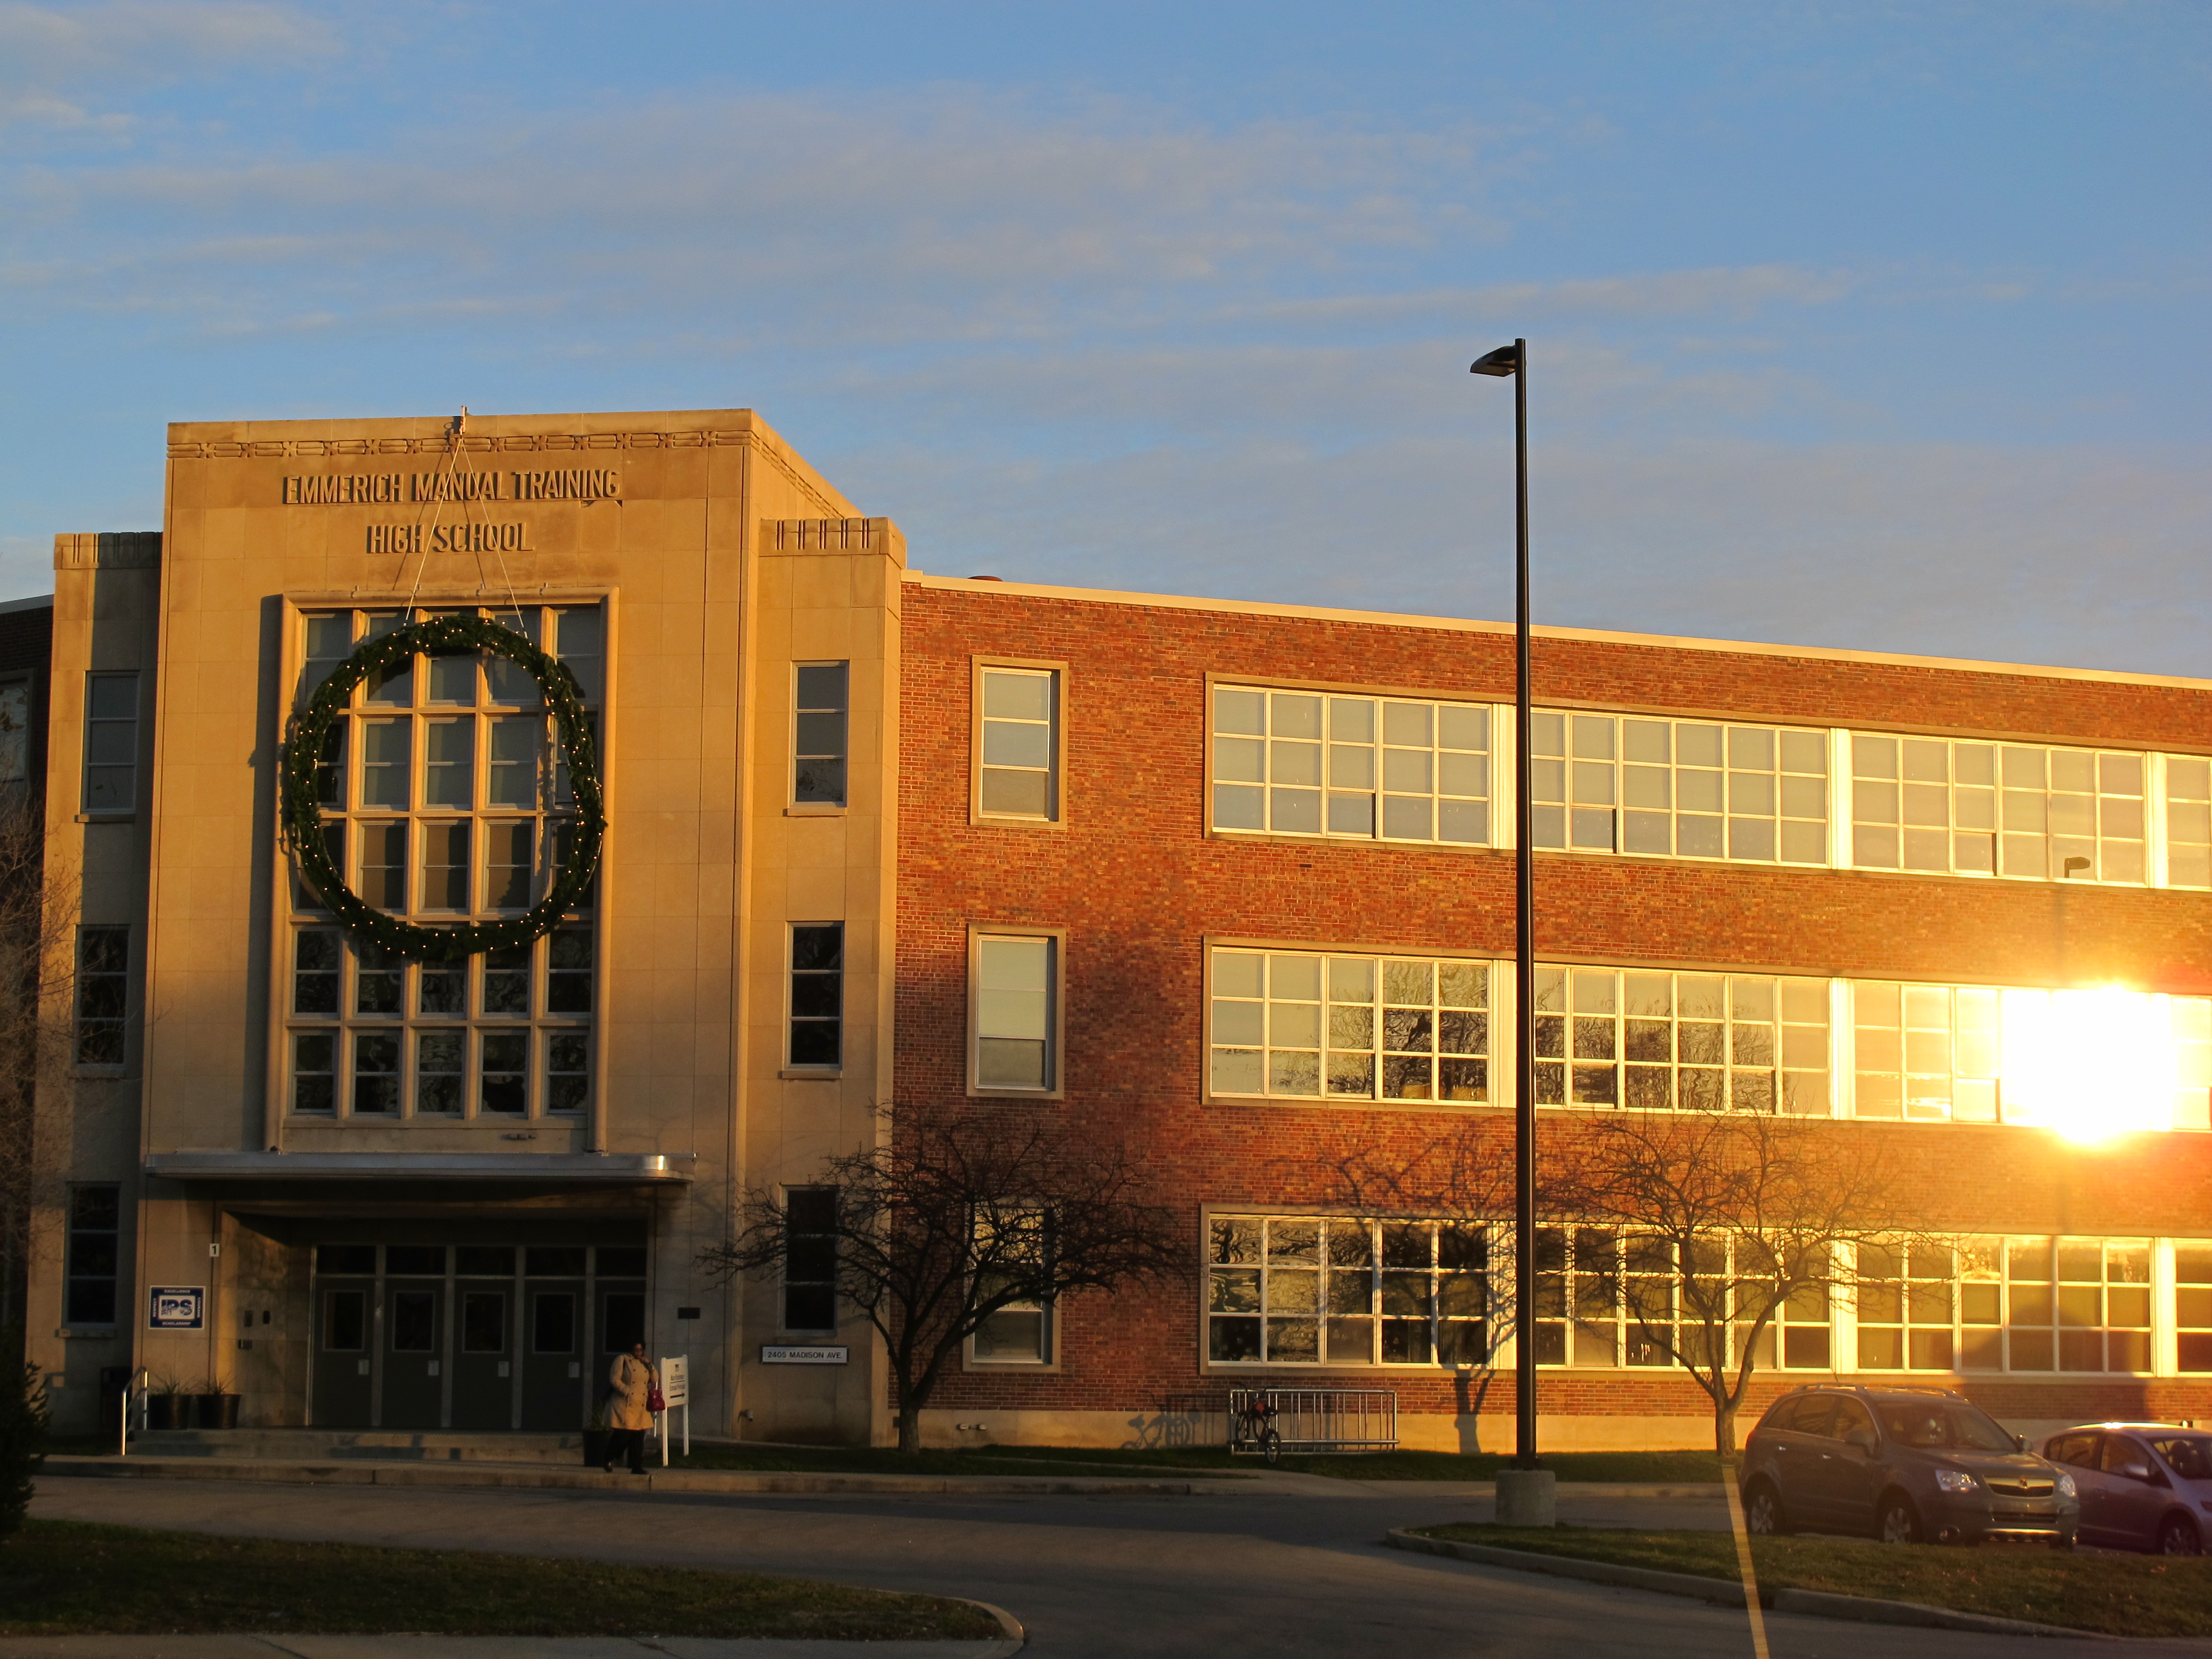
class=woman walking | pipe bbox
[604,1341,656,1473]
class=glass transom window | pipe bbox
[284,604,600,1122]
[1532,711,1828,864]
[1210,949,1490,1102]
[1212,686,1492,846]
[1207,1215,1486,1366]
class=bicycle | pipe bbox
[1232,1394,1283,1465]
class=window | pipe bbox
[1210,948,1490,1102]
[0,679,29,804]
[282,605,598,1120]
[2170,758,2211,889]
[972,931,1059,1093]
[972,1206,1053,1365]
[64,1185,121,1324]
[1952,1236,2153,1373]
[788,923,843,1068]
[793,662,850,805]
[2179,1244,2212,1373]
[975,664,1060,821]
[1533,1227,1826,1371]
[1532,1227,1626,1367]
[1851,982,1999,1122]
[1207,1215,1486,1367]
[1535,965,1829,1114]
[74,926,129,1066]
[1851,734,2146,883]
[1849,983,2210,1131]
[82,672,138,811]
[1855,1240,1957,1370]
[1211,686,1493,845]
[783,1187,837,1330]
[1531,712,1828,865]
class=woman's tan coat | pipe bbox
[607,1352,655,1431]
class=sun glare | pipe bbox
[1999,987,2177,1143]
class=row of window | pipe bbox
[68,1178,2212,1381]
[1199,687,2212,886]
[1214,1216,2212,1375]
[763,926,2212,1133]
[783,658,2212,894]
[1206,948,2211,1131]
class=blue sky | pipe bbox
[2,1,2205,672]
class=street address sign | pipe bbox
[760,1344,848,1366]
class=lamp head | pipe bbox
[1470,344,1521,377]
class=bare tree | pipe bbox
[1299,1122,1528,1444]
[0,797,82,1359]
[700,1106,1191,1453]
[1560,1103,1928,1456]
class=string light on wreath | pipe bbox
[281,614,606,962]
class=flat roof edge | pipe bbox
[903,571,2212,693]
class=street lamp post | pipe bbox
[1472,339,1556,1525]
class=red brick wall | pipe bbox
[896,585,2212,1421]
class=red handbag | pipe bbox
[647,1385,667,1413]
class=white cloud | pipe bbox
[0,2,338,130]
[1,93,1506,341]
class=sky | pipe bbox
[1,1,2206,674]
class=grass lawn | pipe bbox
[0,1519,1001,1641]
[1414,1523,2212,1640]
[970,1444,1722,1483]
[668,1442,1217,1480]
[671,1442,1714,1482]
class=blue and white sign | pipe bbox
[148,1286,204,1330]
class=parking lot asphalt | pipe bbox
[30,1475,2210,1659]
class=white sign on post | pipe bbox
[658,1355,689,1464]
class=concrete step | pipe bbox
[127,1429,596,1464]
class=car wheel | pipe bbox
[2157,1513,2203,1557]
[1878,1493,1922,1546]
[1743,1479,1790,1537]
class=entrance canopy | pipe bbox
[145,1151,691,1183]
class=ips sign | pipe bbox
[148,1287,204,1330]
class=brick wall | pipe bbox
[896,584,2212,1421]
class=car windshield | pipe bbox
[1877,1401,2016,1452]
[2151,1436,2212,1480]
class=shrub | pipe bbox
[0,1361,50,1538]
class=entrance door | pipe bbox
[452,1245,518,1430]
[382,1276,446,1429]
[312,1276,375,1427]
[521,1245,588,1430]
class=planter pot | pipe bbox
[145,1395,190,1430]
[194,1393,241,1430]
[582,1429,610,1469]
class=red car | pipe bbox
[2041,1424,2212,1554]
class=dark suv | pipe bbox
[1740,1384,2078,1547]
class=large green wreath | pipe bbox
[281,614,607,962]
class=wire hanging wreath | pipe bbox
[281,613,606,962]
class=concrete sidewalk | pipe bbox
[45,1455,1212,1499]
[50,1453,1723,1503]
[0,1639,1021,1659]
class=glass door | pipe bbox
[520,1245,587,1430]
[310,1245,377,1427]
[381,1245,447,1429]
[452,1245,518,1429]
